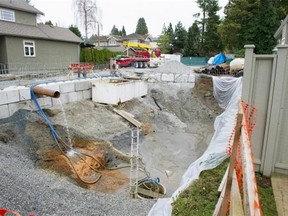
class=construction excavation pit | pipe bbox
[0,67,225,215]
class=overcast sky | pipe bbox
[32,0,229,37]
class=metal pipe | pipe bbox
[32,86,60,98]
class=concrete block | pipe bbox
[68,92,78,103]
[0,104,10,119]
[75,80,92,91]
[175,74,188,83]
[18,86,31,101]
[39,83,60,92]
[51,93,70,106]
[76,91,84,101]
[161,74,175,82]
[8,101,32,116]
[1,87,20,104]
[38,97,53,108]
[83,89,92,99]
[0,91,8,105]
[59,81,75,93]
[188,74,196,83]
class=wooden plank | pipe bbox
[230,170,244,216]
[113,109,142,128]
[213,177,227,216]
[218,165,229,192]
[120,110,135,118]
[217,113,243,216]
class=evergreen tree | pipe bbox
[110,25,120,35]
[69,25,82,38]
[254,0,278,53]
[184,22,200,56]
[135,18,148,35]
[161,23,167,34]
[157,34,170,54]
[45,20,53,26]
[204,0,223,54]
[121,26,126,36]
[219,0,255,52]
[220,0,279,54]
[166,23,174,54]
[173,21,187,53]
[157,24,170,54]
[275,0,288,23]
[196,0,208,54]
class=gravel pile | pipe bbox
[156,60,194,74]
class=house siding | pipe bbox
[0,36,8,63]
[15,10,36,26]
[5,36,80,69]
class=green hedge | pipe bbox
[80,48,119,65]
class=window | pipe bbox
[23,41,36,57]
[0,8,15,22]
[108,39,116,46]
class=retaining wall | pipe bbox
[0,78,100,119]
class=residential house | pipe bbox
[0,0,82,74]
[123,33,152,45]
[90,33,154,53]
[90,34,123,52]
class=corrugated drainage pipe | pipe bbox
[32,86,60,98]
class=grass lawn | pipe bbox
[172,159,277,215]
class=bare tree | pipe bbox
[74,0,98,40]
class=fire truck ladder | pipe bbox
[129,127,140,198]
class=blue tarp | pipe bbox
[212,53,226,65]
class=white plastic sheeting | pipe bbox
[213,76,242,109]
[148,76,243,216]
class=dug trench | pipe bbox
[0,76,222,199]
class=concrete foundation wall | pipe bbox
[243,45,288,176]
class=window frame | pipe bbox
[108,38,116,46]
[0,8,15,22]
[23,40,36,57]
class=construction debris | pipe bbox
[194,63,230,76]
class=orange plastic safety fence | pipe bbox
[240,100,262,216]
[225,100,261,215]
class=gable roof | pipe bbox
[0,21,82,43]
[0,0,44,15]
[107,34,123,41]
[124,33,152,41]
[124,33,144,40]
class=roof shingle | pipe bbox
[0,0,44,15]
[0,21,82,43]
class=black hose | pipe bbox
[152,96,162,111]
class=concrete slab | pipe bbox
[0,105,10,118]
[271,172,288,216]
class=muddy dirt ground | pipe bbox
[0,73,222,215]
